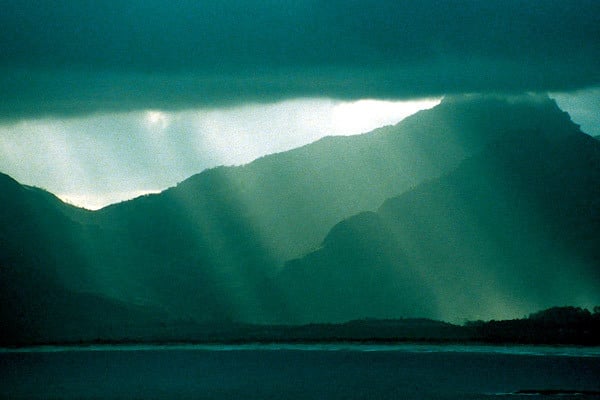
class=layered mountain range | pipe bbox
[1,94,599,344]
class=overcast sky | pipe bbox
[1,0,599,120]
[1,1,599,208]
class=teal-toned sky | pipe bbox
[1,0,599,119]
[0,1,599,208]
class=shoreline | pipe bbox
[3,341,600,357]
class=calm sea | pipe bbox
[1,344,599,399]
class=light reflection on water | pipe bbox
[3,343,600,357]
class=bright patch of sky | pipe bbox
[550,87,600,137]
[0,98,440,209]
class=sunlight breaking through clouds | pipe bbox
[145,110,170,130]
[331,99,441,135]
[0,98,440,210]
[2,89,599,212]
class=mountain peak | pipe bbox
[429,93,578,138]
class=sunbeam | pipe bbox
[0,98,440,210]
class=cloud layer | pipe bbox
[1,0,600,120]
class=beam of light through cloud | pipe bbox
[0,98,440,210]
[145,110,170,130]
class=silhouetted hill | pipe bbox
[0,278,167,346]
[277,124,600,323]
[467,306,600,345]
[0,172,92,289]
[0,173,170,345]
[6,306,598,346]
[180,306,600,345]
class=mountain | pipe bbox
[0,172,96,299]
[0,173,170,345]
[71,94,578,322]
[101,94,576,263]
[1,94,596,341]
[277,126,600,323]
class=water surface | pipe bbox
[1,344,599,399]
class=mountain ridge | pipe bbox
[278,128,600,323]
[1,94,598,342]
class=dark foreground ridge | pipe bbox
[3,306,599,348]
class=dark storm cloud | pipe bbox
[1,0,599,120]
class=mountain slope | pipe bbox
[100,94,577,263]
[0,172,93,288]
[277,129,600,323]
[75,95,578,322]
[0,94,590,330]
[0,173,169,344]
